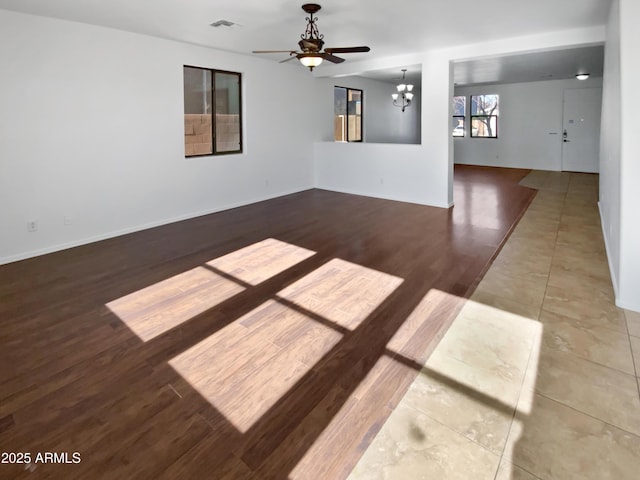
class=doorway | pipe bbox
[561,87,602,173]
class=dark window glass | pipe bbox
[183,66,242,156]
[334,86,363,142]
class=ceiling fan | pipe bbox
[252,3,370,71]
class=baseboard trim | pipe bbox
[598,201,621,300]
[0,187,310,265]
[314,186,451,209]
[616,298,640,314]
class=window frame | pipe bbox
[334,86,364,143]
[183,65,243,157]
[452,117,466,137]
[452,95,466,138]
[470,94,499,139]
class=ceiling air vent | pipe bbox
[210,20,237,27]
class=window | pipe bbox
[334,86,362,142]
[452,95,466,137]
[471,94,499,138]
[183,66,242,156]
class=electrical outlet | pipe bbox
[27,220,38,232]
[64,216,72,226]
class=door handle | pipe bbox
[563,139,570,143]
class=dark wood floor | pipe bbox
[0,165,535,479]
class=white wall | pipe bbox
[332,75,421,144]
[314,142,447,207]
[598,0,640,312]
[0,10,323,264]
[314,52,452,208]
[618,0,640,312]
[599,0,622,298]
[454,78,603,170]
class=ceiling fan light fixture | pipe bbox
[299,54,323,70]
[575,73,590,80]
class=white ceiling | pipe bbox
[358,45,604,87]
[453,45,605,86]
[357,64,423,86]
[0,0,611,85]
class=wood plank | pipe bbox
[158,434,253,480]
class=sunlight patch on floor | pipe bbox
[107,238,316,342]
[106,266,244,341]
[169,257,403,434]
[349,295,543,480]
[424,298,542,418]
[277,258,404,331]
[170,299,343,433]
[206,238,316,285]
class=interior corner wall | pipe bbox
[599,0,622,300]
[0,9,323,264]
[453,77,603,170]
[331,75,421,145]
[313,53,451,208]
[618,0,640,312]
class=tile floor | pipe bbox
[348,172,640,480]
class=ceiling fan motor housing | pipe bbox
[299,38,324,52]
[302,4,322,14]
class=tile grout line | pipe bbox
[622,310,640,398]
[490,176,550,480]
[491,176,564,480]
[409,399,485,445]
[539,305,629,336]
[536,391,640,441]
[539,186,567,312]
[538,346,638,379]
[400,401,504,462]
[492,302,543,480]
[554,181,640,401]
[532,176,640,439]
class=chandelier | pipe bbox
[392,69,414,112]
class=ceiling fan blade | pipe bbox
[252,50,297,54]
[322,53,345,64]
[279,56,298,63]
[324,46,370,54]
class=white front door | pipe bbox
[561,88,602,173]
